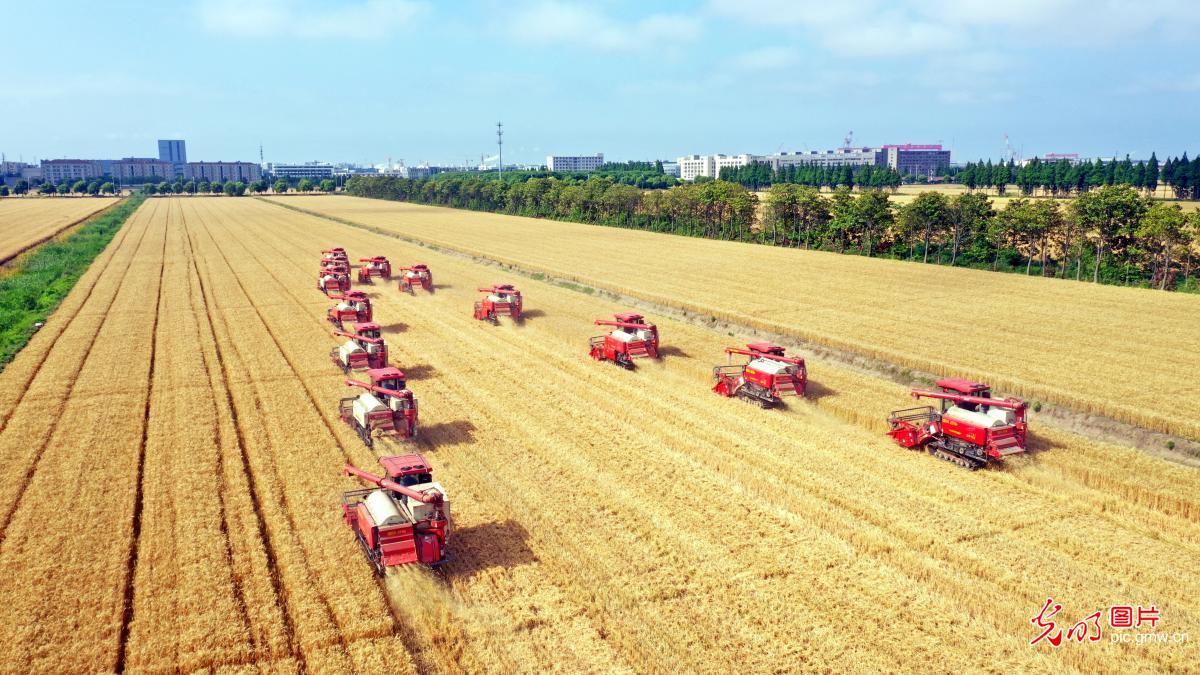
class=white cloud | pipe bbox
[709,0,1198,55]
[506,1,701,51]
[733,46,801,70]
[199,0,426,40]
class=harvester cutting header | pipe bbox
[589,313,660,369]
[887,379,1027,469]
[712,343,807,407]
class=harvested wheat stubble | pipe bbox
[0,197,118,263]
[2,195,1197,672]
[271,195,1200,441]
[0,201,166,671]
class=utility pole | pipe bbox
[496,121,503,181]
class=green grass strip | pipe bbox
[0,195,145,369]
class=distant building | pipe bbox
[546,153,604,172]
[270,162,335,179]
[677,144,950,180]
[158,140,187,176]
[660,161,680,177]
[881,144,950,177]
[186,161,262,183]
[0,160,33,176]
[110,158,175,181]
[41,159,103,183]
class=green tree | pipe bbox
[14,180,29,195]
[319,179,336,193]
[57,183,71,195]
[1138,203,1187,289]
[948,192,994,266]
[198,181,211,193]
[853,191,894,256]
[100,182,115,194]
[900,192,951,263]
[1145,152,1159,195]
[86,181,100,195]
[0,186,8,197]
[1070,185,1148,283]
[274,179,289,193]
[72,180,88,194]
[297,178,314,192]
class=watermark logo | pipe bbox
[1030,598,1186,647]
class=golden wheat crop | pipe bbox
[271,195,1200,441]
[0,197,118,263]
[0,195,1196,672]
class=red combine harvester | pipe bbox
[341,454,449,574]
[327,291,373,329]
[318,263,351,295]
[330,322,388,373]
[398,264,433,294]
[473,284,522,324]
[357,257,392,284]
[338,367,418,448]
[887,379,1028,469]
[712,343,807,408]
[322,247,349,265]
[588,313,660,369]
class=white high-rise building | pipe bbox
[546,153,604,172]
[158,139,187,176]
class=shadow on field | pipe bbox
[803,380,835,402]
[379,322,408,333]
[658,345,690,359]
[403,363,437,381]
[431,283,452,291]
[420,419,476,446]
[441,520,537,580]
[518,308,545,321]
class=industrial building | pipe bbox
[270,162,335,179]
[677,144,951,180]
[185,161,262,183]
[546,153,605,172]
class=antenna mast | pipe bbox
[496,121,504,180]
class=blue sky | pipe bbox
[3,0,1196,166]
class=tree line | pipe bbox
[762,184,1199,290]
[717,161,904,190]
[951,154,1200,198]
[347,174,756,239]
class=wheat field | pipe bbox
[0,196,1196,672]
[269,195,1200,442]
[0,197,119,263]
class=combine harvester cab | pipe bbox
[398,264,434,294]
[588,313,660,369]
[330,322,388,373]
[473,284,522,324]
[318,263,351,296]
[887,378,1027,470]
[341,453,450,575]
[327,291,373,329]
[338,367,418,448]
[712,343,807,408]
[357,257,392,284]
